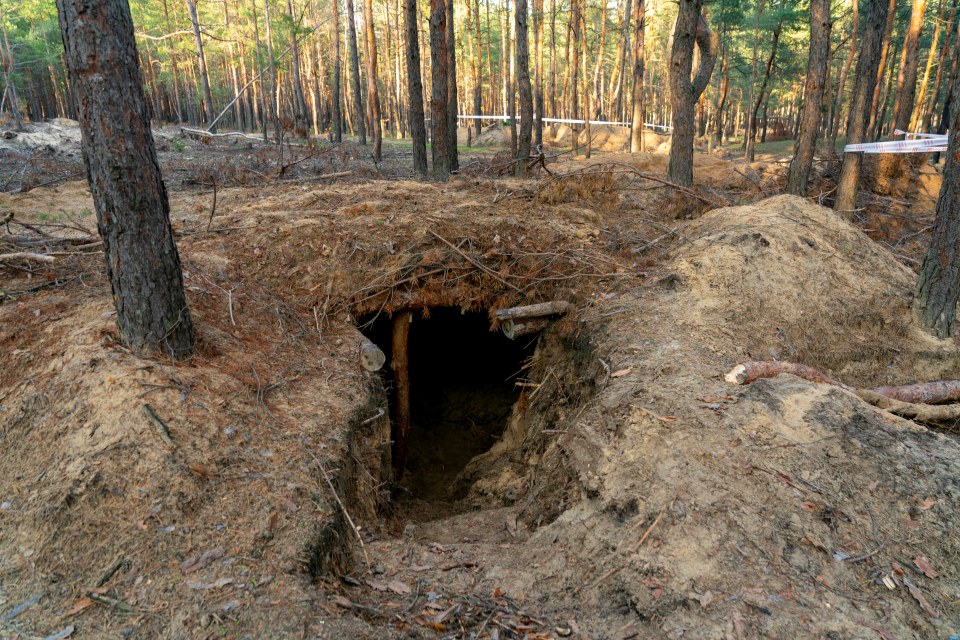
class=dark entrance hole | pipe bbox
[359,308,535,520]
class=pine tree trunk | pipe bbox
[474,0,484,138]
[186,0,217,132]
[592,0,608,117]
[263,0,280,138]
[404,0,428,175]
[866,0,896,138]
[570,0,581,152]
[429,0,451,177]
[533,0,544,148]
[346,0,367,144]
[834,0,890,216]
[629,0,645,152]
[515,0,533,174]
[446,0,459,170]
[827,0,857,152]
[921,0,956,132]
[914,88,960,337]
[911,0,946,130]
[786,0,831,195]
[287,0,310,134]
[56,0,195,359]
[712,48,728,148]
[332,0,344,141]
[891,0,928,133]
[364,0,383,158]
[667,10,719,187]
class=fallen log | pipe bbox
[725,360,960,423]
[501,317,550,340]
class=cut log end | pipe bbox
[359,339,386,372]
[724,364,748,385]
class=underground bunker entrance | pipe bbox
[359,307,535,520]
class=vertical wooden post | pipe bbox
[391,311,412,480]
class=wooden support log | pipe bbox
[0,252,56,264]
[391,311,412,480]
[724,361,847,388]
[501,317,550,340]
[358,337,386,371]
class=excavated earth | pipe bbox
[0,143,958,640]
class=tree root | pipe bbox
[726,361,960,424]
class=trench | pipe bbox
[359,308,536,522]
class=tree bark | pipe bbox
[667,9,719,187]
[405,0,428,175]
[712,48,728,148]
[185,0,217,132]
[446,0,459,170]
[56,0,195,359]
[363,0,383,159]
[515,0,534,174]
[430,0,452,177]
[746,18,782,161]
[474,0,484,138]
[533,0,544,148]
[332,0,344,141]
[629,0,645,152]
[346,0,366,144]
[786,0,831,195]
[891,0,928,133]
[834,0,889,216]
[914,87,960,337]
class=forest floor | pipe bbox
[0,120,957,639]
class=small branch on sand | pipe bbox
[0,252,56,264]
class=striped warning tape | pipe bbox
[844,136,947,154]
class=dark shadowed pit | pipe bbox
[358,308,536,521]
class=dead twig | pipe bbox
[307,450,371,568]
[142,403,174,446]
[428,230,523,293]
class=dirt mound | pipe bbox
[468,194,960,637]
[0,120,83,157]
[3,163,959,639]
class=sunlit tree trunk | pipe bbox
[827,0,857,152]
[667,7,718,187]
[866,0,896,138]
[891,0,928,133]
[911,0,946,130]
[834,0,890,216]
[446,0,458,169]
[287,0,309,134]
